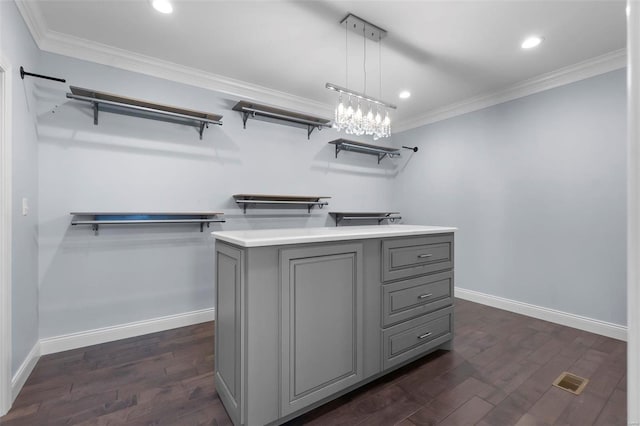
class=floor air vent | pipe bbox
[552,372,588,395]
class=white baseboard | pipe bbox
[11,341,40,403]
[39,308,215,355]
[455,287,627,341]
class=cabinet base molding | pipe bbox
[455,287,626,341]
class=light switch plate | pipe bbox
[22,197,28,216]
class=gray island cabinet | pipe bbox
[212,225,456,426]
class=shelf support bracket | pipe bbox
[199,122,207,140]
[92,102,99,125]
[92,223,99,236]
[307,125,321,140]
[377,153,388,164]
[200,221,212,232]
[241,111,251,129]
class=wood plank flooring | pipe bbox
[0,299,626,425]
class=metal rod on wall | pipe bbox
[20,66,66,83]
[402,146,419,152]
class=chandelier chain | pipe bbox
[345,20,348,89]
[379,36,382,99]
[363,25,367,95]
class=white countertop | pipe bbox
[212,224,456,247]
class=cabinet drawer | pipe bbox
[382,271,453,328]
[382,234,454,282]
[382,307,453,370]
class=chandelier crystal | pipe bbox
[326,14,396,140]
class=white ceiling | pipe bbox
[18,0,627,131]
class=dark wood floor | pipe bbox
[0,299,626,425]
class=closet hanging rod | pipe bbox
[240,106,333,129]
[340,216,401,220]
[20,66,66,83]
[338,141,400,156]
[234,199,328,205]
[72,219,226,225]
[66,93,224,126]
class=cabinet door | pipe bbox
[280,243,364,417]
[214,243,243,426]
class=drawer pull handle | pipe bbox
[418,293,433,299]
[417,254,433,258]
[418,332,432,340]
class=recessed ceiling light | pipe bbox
[399,90,411,99]
[151,0,173,14]
[521,36,543,49]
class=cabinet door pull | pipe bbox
[418,293,433,299]
[418,332,432,340]
[417,254,432,258]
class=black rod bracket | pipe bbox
[20,66,66,83]
[307,124,322,140]
[198,122,207,140]
[93,102,99,125]
[241,111,250,129]
[402,145,419,152]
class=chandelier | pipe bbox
[326,14,397,140]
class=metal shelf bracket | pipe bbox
[307,124,323,140]
[241,111,251,129]
[66,86,223,140]
[93,102,99,125]
[71,212,225,236]
[233,101,331,140]
[330,139,401,164]
[330,212,402,226]
[233,195,331,214]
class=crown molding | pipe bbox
[14,1,47,48]
[14,1,333,119]
[16,1,626,133]
[394,48,627,133]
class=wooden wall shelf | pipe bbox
[232,101,332,139]
[233,194,330,213]
[66,86,223,140]
[328,139,400,164]
[70,212,225,235]
[329,211,402,226]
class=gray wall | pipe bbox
[35,53,398,338]
[393,69,627,326]
[1,1,41,375]
[6,6,628,348]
